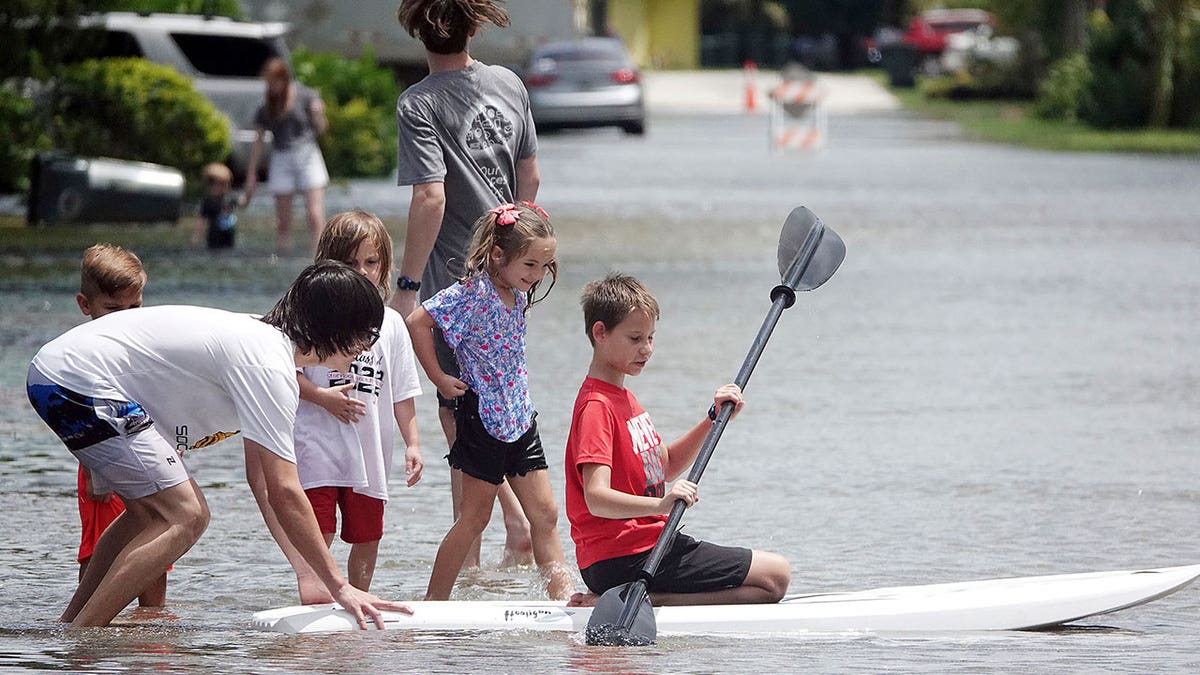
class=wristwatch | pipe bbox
[396,275,421,291]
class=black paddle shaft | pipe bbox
[633,222,827,586]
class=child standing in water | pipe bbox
[73,244,168,608]
[564,273,791,607]
[288,210,424,602]
[407,202,573,601]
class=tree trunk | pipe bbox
[1148,0,1186,128]
[1061,0,1090,53]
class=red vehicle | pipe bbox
[902,8,994,56]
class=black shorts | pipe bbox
[580,533,752,596]
[447,389,547,485]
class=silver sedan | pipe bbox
[525,37,645,135]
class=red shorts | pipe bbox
[78,464,125,563]
[305,486,384,544]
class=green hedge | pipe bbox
[47,57,231,189]
[293,46,400,178]
[0,84,52,193]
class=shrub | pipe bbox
[0,83,52,193]
[292,46,400,178]
[46,58,231,189]
[1034,52,1092,122]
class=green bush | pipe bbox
[46,58,231,189]
[0,84,52,193]
[293,46,400,178]
[1034,52,1092,122]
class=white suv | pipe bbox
[77,12,291,180]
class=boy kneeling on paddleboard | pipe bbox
[564,273,791,607]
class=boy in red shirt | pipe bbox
[74,243,167,607]
[564,273,791,606]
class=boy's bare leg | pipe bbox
[649,550,791,606]
[348,540,380,592]
[64,479,209,627]
[136,573,168,607]
[507,470,574,600]
[426,474,500,600]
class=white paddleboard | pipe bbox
[252,563,1200,635]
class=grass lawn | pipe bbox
[879,74,1200,154]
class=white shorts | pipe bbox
[27,364,190,500]
[267,140,329,195]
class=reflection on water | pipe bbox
[2,113,1199,671]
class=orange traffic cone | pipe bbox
[743,60,759,113]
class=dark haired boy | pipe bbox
[27,261,409,628]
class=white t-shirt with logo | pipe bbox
[30,306,300,460]
[294,308,422,501]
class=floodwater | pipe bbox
[2,103,1199,672]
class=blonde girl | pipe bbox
[287,210,424,602]
[407,201,573,600]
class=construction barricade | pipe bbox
[768,75,827,152]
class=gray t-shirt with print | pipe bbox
[395,61,538,299]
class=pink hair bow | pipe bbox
[520,201,549,219]
[490,204,520,226]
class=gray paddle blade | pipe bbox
[585,583,656,646]
[777,206,846,291]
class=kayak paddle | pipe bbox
[584,206,846,646]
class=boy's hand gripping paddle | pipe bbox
[584,206,846,646]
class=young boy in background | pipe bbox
[192,163,237,249]
[74,243,168,607]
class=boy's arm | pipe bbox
[580,463,697,519]
[516,156,540,202]
[404,306,467,399]
[393,398,422,487]
[389,181,446,317]
[243,440,412,627]
[296,371,366,424]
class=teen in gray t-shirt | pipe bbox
[395,61,538,297]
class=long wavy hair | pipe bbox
[462,202,556,312]
[261,57,292,119]
[314,210,395,301]
[397,0,509,54]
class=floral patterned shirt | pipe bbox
[422,275,532,442]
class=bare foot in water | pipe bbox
[567,592,598,607]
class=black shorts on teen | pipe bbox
[447,389,548,485]
[580,533,752,595]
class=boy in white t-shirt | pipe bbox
[26,261,411,628]
[290,210,423,602]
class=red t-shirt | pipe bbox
[565,377,668,569]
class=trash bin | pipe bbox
[28,152,184,225]
[880,43,918,88]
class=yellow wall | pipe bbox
[608,0,699,70]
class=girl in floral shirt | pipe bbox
[407,202,574,600]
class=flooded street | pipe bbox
[2,80,1199,671]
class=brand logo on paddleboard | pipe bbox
[503,608,560,623]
